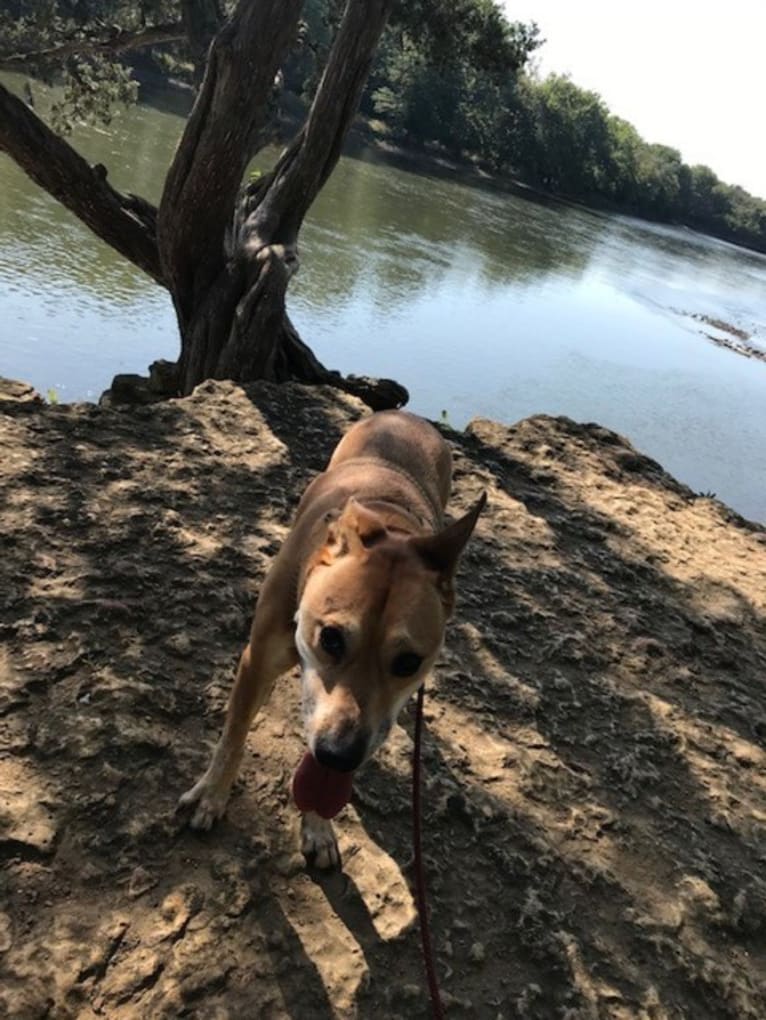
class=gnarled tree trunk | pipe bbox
[158,0,404,408]
[0,0,407,411]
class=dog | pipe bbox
[179,409,485,867]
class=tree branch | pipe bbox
[246,0,394,249]
[0,23,186,69]
[180,0,225,78]
[0,82,163,284]
[157,0,304,326]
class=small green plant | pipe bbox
[46,388,59,405]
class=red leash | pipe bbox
[412,683,445,1019]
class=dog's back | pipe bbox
[326,410,452,520]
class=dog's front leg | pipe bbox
[300,811,340,869]
[179,617,297,830]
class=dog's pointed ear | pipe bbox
[410,493,486,610]
[411,492,486,574]
[326,498,387,557]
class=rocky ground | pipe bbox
[1,376,765,1019]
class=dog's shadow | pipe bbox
[302,828,425,1012]
[307,864,384,951]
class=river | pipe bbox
[1,77,765,521]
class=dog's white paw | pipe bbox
[178,774,230,830]
[301,811,340,869]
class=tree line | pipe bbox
[293,1,766,254]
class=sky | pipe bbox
[503,1,766,199]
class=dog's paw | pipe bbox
[300,811,340,870]
[177,774,230,830]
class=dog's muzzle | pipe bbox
[313,730,369,773]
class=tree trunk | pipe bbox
[159,0,406,408]
[179,0,226,84]
[174,239,407,410]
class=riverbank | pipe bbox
[341,113,766,258]
[2,377,765,1018]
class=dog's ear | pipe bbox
[325,498,387,558]
[410,493,486,612]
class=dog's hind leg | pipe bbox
[179,607,297,830]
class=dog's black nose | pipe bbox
[314,733,368,773]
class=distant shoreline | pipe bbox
[341,117,766,260]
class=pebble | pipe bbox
[165,632,192,656]
[128,865,157,899]
[400,984,422,1000]
[469,940,486,963]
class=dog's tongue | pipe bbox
[292,751,354,820]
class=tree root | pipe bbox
[102,361,408,412]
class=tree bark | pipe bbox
[165,0,402,406]
[244,0,395,248]
[0,82,162,283]
[158,0,304,326]
[180,0,225,81]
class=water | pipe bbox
[1,77,765,521]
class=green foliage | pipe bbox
[288,0,540,162]
[510,76,766,251]
[1,0,177,129]
[512,75,614,195]
[388,0,540,74]
[367,7,538,171]
[0,1,176,56]
[51,54,138,134]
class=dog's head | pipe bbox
[294,494,486,772]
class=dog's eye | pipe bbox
[391,652,423,678]
[319,625,345,659]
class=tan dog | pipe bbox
[179,410,485,867]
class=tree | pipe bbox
[0,0,407,409]
[518,75,614,197]
[633,143,684,220]
[365,3,540,161]
[684,165,729,223]
[603,116,643,206]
